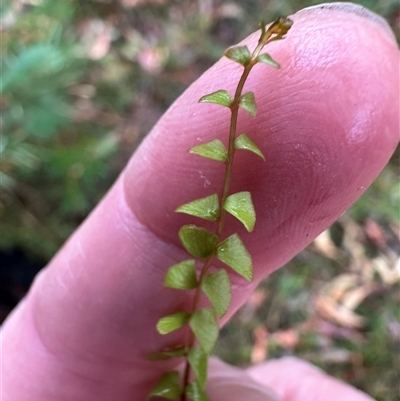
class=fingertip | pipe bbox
[299,2,396,40]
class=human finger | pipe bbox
[247,356,375,401]
[205,356,375,401]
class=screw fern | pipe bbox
[148,17,293,401]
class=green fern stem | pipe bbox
[180,18,292,401]
[148,17,293,401]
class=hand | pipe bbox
[2,4,398,401]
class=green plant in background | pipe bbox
[148,17,293,401]
[1,0,119,259]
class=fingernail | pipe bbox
[299,2,394,36]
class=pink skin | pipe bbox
[2,3,399,401]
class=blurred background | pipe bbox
[1,0,399,399]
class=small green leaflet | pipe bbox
[186,380,210,401]
[176,194,220,221]
[188,346,208,389]
[148,371,181,400]
[257,53,280,68]
[239,92,257,117]
[224,191,256,232]
[189,308,219,354]
[179,225,218,259]
[234,134,265,160]
[216,234,253,281]
[224,45,251,66]
[199,90,232,107]
[156,311,190,335]
[147,346,187,361]
[164,260,197,290]
[189,139,228,162]
[201,269,231,318]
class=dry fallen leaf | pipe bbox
[315,294,366,328]
[372,256,400,285]
[313,229,340,259]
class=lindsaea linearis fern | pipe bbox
[148,16,293,401]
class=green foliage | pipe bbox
[239,92,257,117]
[186,381,210,401]
[216,234,253,281]
[2,42,80,96]
[151,16,294,400]
[179,225,218,259]
[224,46,251,66]
[149,371,181,400]
[198,90,232,107]
[235,134,266,160]
[278,273,307,298]
[257,53,280,68]
[164,260,198,290]
[156,311,190,335]
[189,308,219,354]
[201,270,231,318]
[176,194,220,221]
[188,346,208,388]
[1,1,117,260]
[189,140,228,162]
[224,191,256,232]
[2,32,84,140]
[2,42,77,138]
